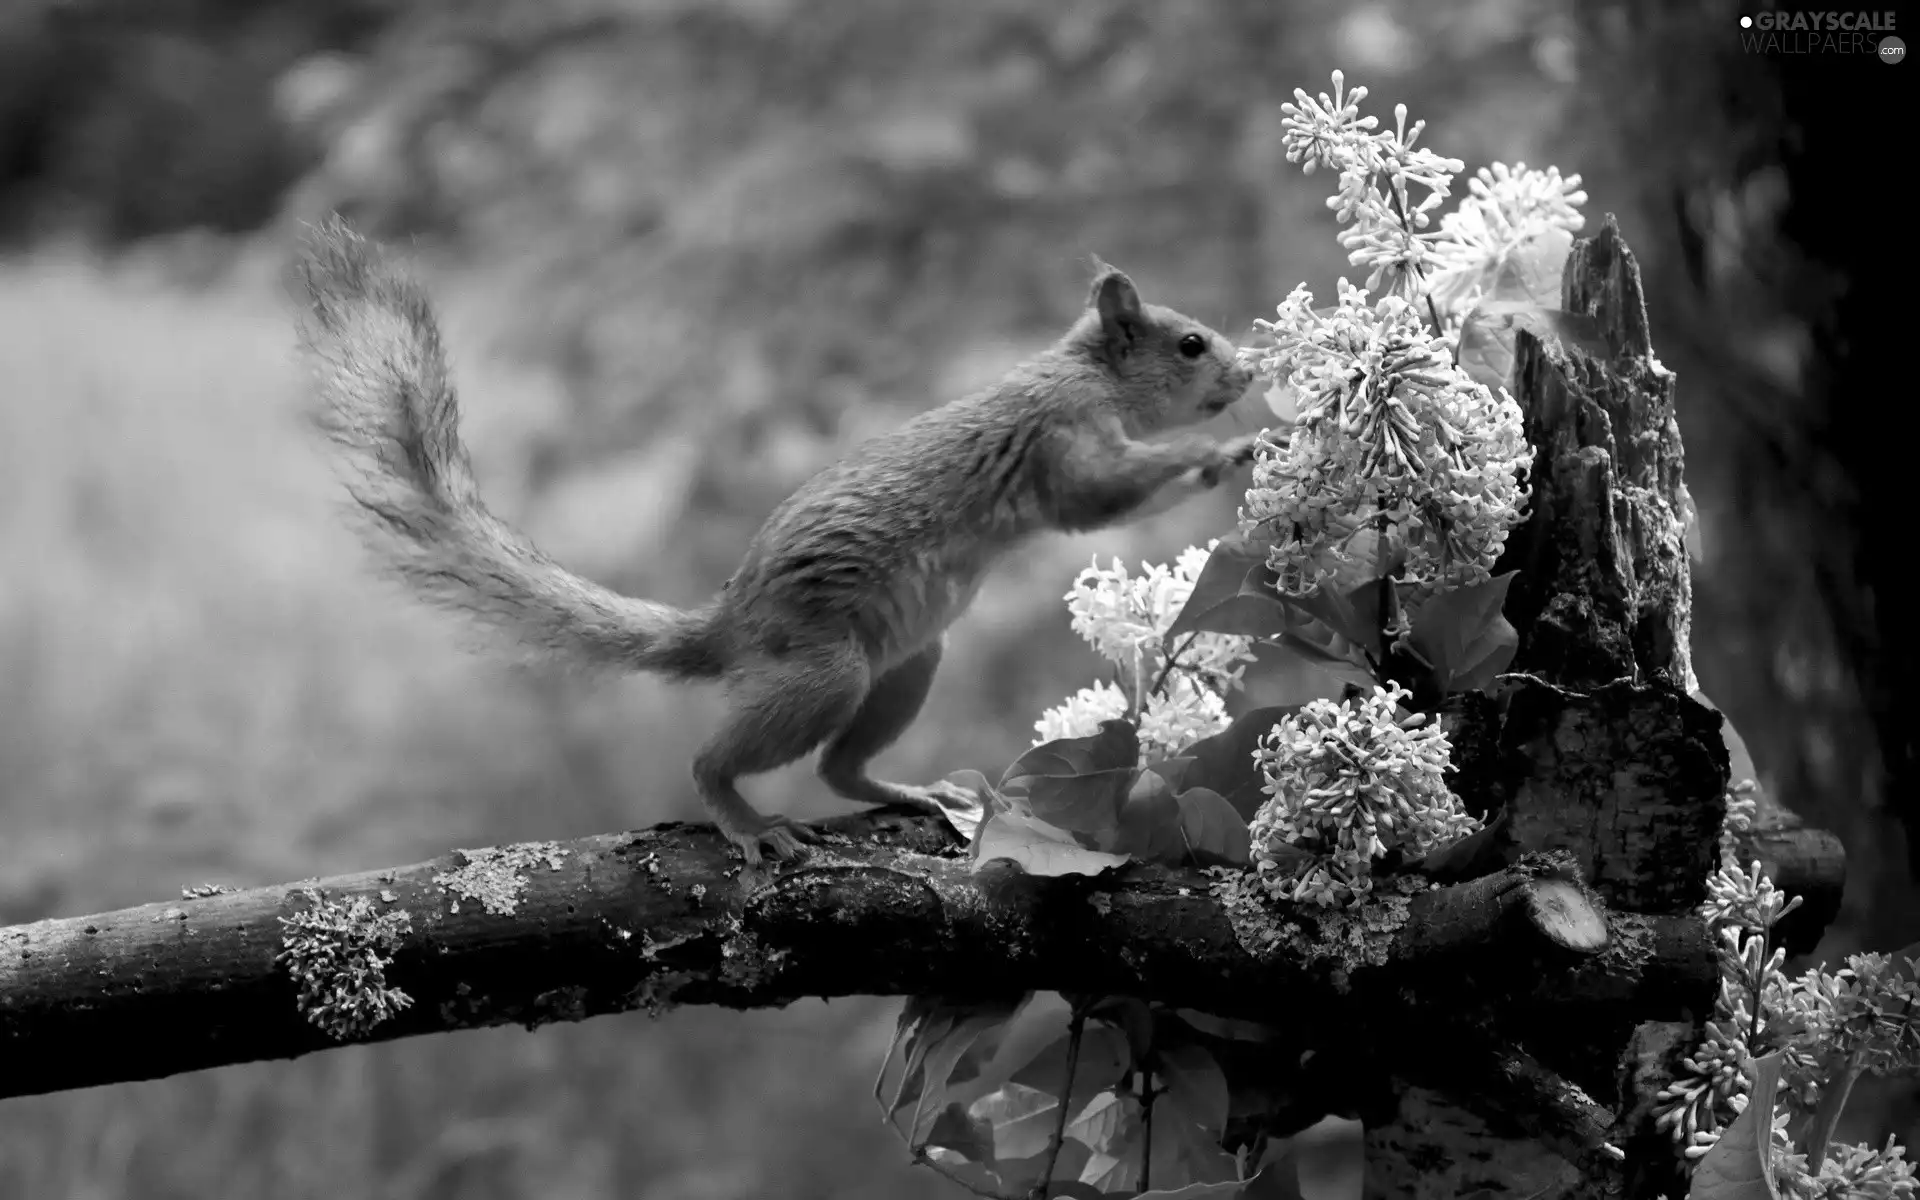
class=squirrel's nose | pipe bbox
[1229,360,1258,396]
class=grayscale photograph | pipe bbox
[0,1,1911,1197]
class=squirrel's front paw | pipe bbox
[1219,433,1262,466]
[1191,434,1262,488]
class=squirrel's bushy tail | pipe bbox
[294,216,724,680]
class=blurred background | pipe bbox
[0,0,1910,1195]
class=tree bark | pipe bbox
[0,812,1708,1103]
[1497,215,1697,697]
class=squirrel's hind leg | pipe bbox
[818,640,973,818]
[692,645,867,864]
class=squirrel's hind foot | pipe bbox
[725,814,819,865]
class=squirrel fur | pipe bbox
[294,216,1258,863]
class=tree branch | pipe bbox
[0,810,1711,1102]
[1732,772,1848,957]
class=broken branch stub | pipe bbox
[1498,214,1696,695]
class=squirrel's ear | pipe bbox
[1087,260,1143,364]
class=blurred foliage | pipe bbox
[0,0,1912,1195]
[0,0,391,241]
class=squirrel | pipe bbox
[293,215,1260,864]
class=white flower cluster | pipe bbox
[1782,951,1920,1079]
[1245,72,1595,601]
[1656,796,1920,1190]
[1700,857,1805,933]
[1427,162,1588,317]
[1279,71,1465,302]
[1717,778,1759,869]
[1031,681,1131,745]
[1778,1138,1917,1200]
[1246,683,1477,908]
[1030,676,1233,764]
[1241,278,1530,597]
[1036,544,1254,761]
[1279,71,1586,321]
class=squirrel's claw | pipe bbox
[1221,433,1262,465]
[729,814,819,865]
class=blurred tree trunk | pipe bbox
[1573,0,1915,951]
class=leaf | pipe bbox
[1176,787,1252,868]
[1238,642,1355,711]
[1274,619,1343,662]
[1691,688,1762,791]
[1457,301,1611,396]
[971,1082,1064,1162]
[1680,478,1704,564]
[975,811,1131,878]
[1158,1043,1230,1136]
[876,996,934,1110]
[1043,1184,1111,1200]
[925,998,1030,1097]
[1195,566,1295,639]
[1178,707,1297,822]
[1119,770,1251,868]
[1415,806,1514,883]
[1429,227,1569,319]
[920,1146,1013,1196]
[999,1141,1098,1198]
[1080,1148,1136,1195]
[1067,1090,1137,1158]
[1291,1116,1366,1200]
[1170,1009,1276,1044]
[946,992,1063,1100]
[1298,525,1396,596]
[1489,226,1574,306]
[1803,1048,1865,1171]
[1271,586,1388,686]
[1275,636,1377,692]
[878,999,969,1123]
[999,720,1140,838]
[1244,1138,1309,1200]
[1448,617,1518,695]
[1088,996,1156,1063]
[1117,769,1188,864]
[1282,637,1390,691]
[1149,1108,1241,1189]
[1138,1180,1257,1199]
[1168,534,1289,640]
[1012,1024,1133,1099]
[885,998,1027,1146]
[1454,305,1517,396]
[1408,572,1515,673]
[923,1102,994,1161]
[935,769,993,841]
[1281,582,1384,660]
[1337,575,1399,663]
[1408,572,1518,695]
[1143,756,1197,794]
[1689,1051,1783,1200]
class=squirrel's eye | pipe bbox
[1178,333,1207,359]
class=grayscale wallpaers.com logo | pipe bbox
[1738,11,1903,60]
